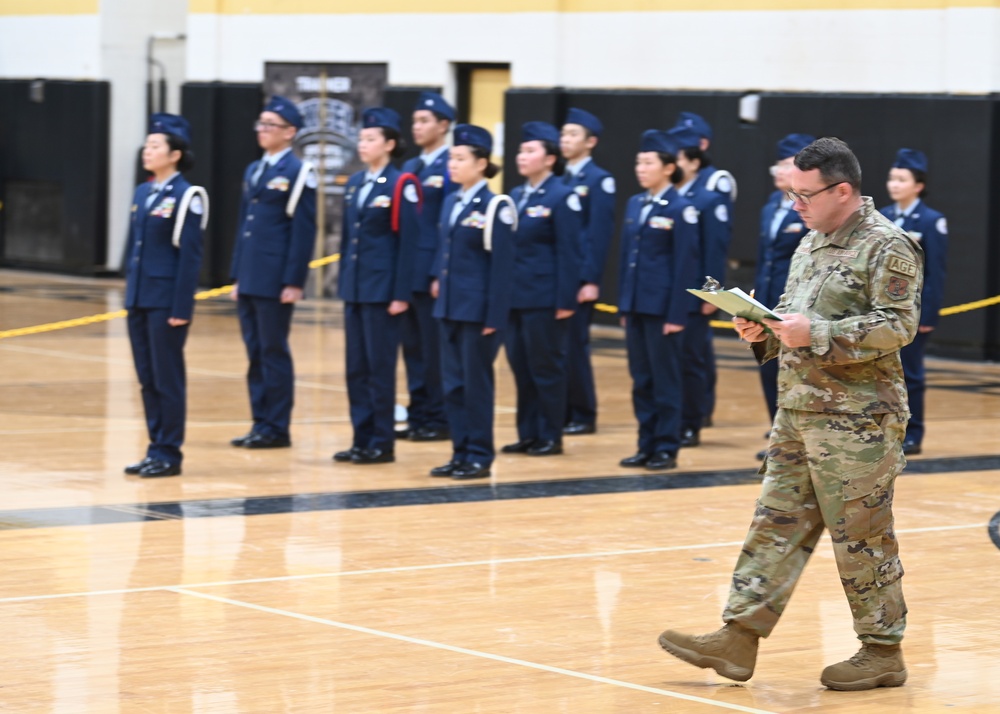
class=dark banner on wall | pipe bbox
[264,62,387,294]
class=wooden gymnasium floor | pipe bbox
[1,268,999,713]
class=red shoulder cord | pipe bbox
[391,172,424,233]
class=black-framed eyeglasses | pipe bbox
[786,181,845,205]
[254,120,291,131]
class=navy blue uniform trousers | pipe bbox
[344,302,401,451]
[626,313,683,456]
[681,311,711,433]
[506,308,570,443]
[565,301,597,426]
[237,294,295,439]
[901,330,929,444]
[759,358,779,424]
[127,308,189,465]
[400,290,447,429]
[439,319,503,466]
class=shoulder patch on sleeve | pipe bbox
[189,196,204,215]
[683,205,699,224]
[305,169,318,189]
[601,176,616,194]
[404,183,419,203]
[716,176,732,194]
[567,193,582,212]
[886,253,918,278]
[498,205,515,225]
[936,216,948,235]
[714,203,729,223]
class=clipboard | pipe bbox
[687,283,783,324]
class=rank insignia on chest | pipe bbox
[151,196,177,218]
[526,206,551,218]
[648,216,674,230]
[886,275,910,300]
[266,176,290,192]
[461,211,487,229]
[371,195,392,209]
[574,185,589,197]
[424,175,445,189]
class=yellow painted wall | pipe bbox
[0,0,97,14]
[467,68,511,193]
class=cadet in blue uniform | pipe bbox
[754,133,814,457]
[669,124,732,448]
[502,121,584,457]
[428,124,515,480]
[880,148,948,455]
[229,96,317,450]
[673,112,737,428]
[123,114,206,478]
[334,107,420,465]
[618,130,700,471]
[559,107,616,436]
[398,91,455,442]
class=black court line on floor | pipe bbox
[0,454,997,531]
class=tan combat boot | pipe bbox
[657,622,759,682]
[820,643,907,691]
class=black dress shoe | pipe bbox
[410,426,451,442]
[501,438,536,454]
[527,440,563,456]
[230,431,258,447]
[645,451,677,471]
[138,459,181,478]
[395,427,411,440]
[563,422,596,436]
[902,440,922,456]
[124,457,154,475]
[430,460,462,477]
[333,446,362,462]
[756,448,768,461]
[452,462,491,480]
[619,452,650,467]
[680,429,700,447]
[244,433,291,449]
[702,415,714,428]
[351,448,395,464]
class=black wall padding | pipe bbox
[181,82,263,287]
[0,79,110,273]
[504,88,1000,359]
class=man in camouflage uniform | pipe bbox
[658,137,923,691]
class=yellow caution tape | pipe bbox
[0,250,995,339]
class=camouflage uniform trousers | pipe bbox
[723,407,908,644]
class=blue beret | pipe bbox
[893,148,928,173]
[676,111,713,141]
[667,125,701,151]
[263,96,303,129]
[148,113,191,145]
[363,107,401,132]
[639,129,679,155]
[414,91,455,122]
[520,121,560,145]
[776,133,816,160]
[564,107,603,137]
[453,124,493,154]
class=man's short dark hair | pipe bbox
[794,137,862,192]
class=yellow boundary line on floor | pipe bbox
[1,251,997,339]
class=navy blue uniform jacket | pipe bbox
[338,165,419,303]
[564,160,616,286]
[402,150,454,291]
[230,152,317,298]
[617,186,700,326]
[508,175,583,311]
[879,200,948,327]
[432,184,515,331]
[677,176,731,291]
[125,176,204,321]
[754,190,809,310]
